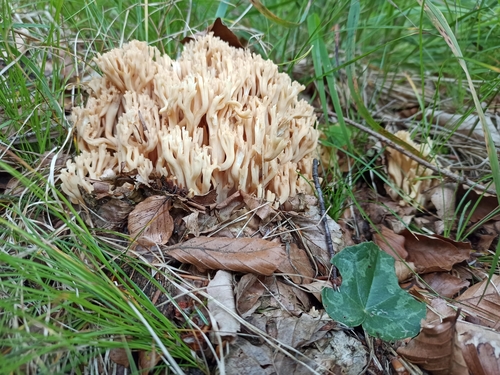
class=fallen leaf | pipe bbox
[286,199,343,272]
[237,309,360,375]
[472,222,498,251]
[276,243,314,284]
[373,226,408,259]
[263,278,311,314]
[225,337,274,375]
[236,274,265,318]
[397,301,468,375]
[364,196,417,226]
[207,270,239,340]
[394,260,416,283]
[138,349,160,374]
[455,274,500,330]
[301,280,332,302]
[94,198,134,230]
[181,18,244,48]
[164,237,285,275]
[209,18,244,48]
[182,211,200,237]
[189,189,217,206]
[109,348,131,367]
[128,195,174,247]
[241,190,275,221]
[457,185,500,223]
[261,310,332,348]
[431,184,456,228]
[456,320,500,375]
[401,230,471,273]
[422,272,470,298]
[300,330,368,375]
[399,298,500,375]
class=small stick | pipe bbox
[331,113,497,196]
[312,159,337,281]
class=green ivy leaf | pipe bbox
[322,242,426,341]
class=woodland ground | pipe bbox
[1,0,500,374]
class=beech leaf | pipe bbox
[128,196,173,246]
[164,237,285,275]
[401,230,471,273]
[322,242,426,341]
[398,309,468,374]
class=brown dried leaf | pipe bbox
[277,243,314,284]
[373,226,408,259]
[394,260,416,283]
[225,337,274,375]
[470,221,499,252]
[138,349,160,374]
[182,211,200,237]
[109,348,130,367]
[250,311,367,375]
[397,302,468,375]
[374,227,418,282]
[210,18,244,48]
[263,279,311,314]
[128,196,173,247]
[401,230,471,273]
[164,237,285,275]
[455,274,500,330]
[261,310,332,348]
[181,18,244,48]
[236,274,265,317]
[286,199,343,272]
[241,190,275,221]
[189,189,217,206]
[215,191,244,221]
[422,272,470,298]
[456,320,500,375]
[94,198,134,230]
[301,280,332,302]
[457,185,500,223]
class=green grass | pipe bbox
[2,0,500,372]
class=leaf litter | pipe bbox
[83,157,347,372]
[336,65,500,373]
[35,16,500,375]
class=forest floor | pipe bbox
[1,1,500,374]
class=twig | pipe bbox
[332,114,497,196]
[312,159,337,281]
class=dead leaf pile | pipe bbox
[339,119,500,373]
[83,171,346,372]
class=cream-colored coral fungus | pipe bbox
[385,131,436,207]
[60,35,319,204]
